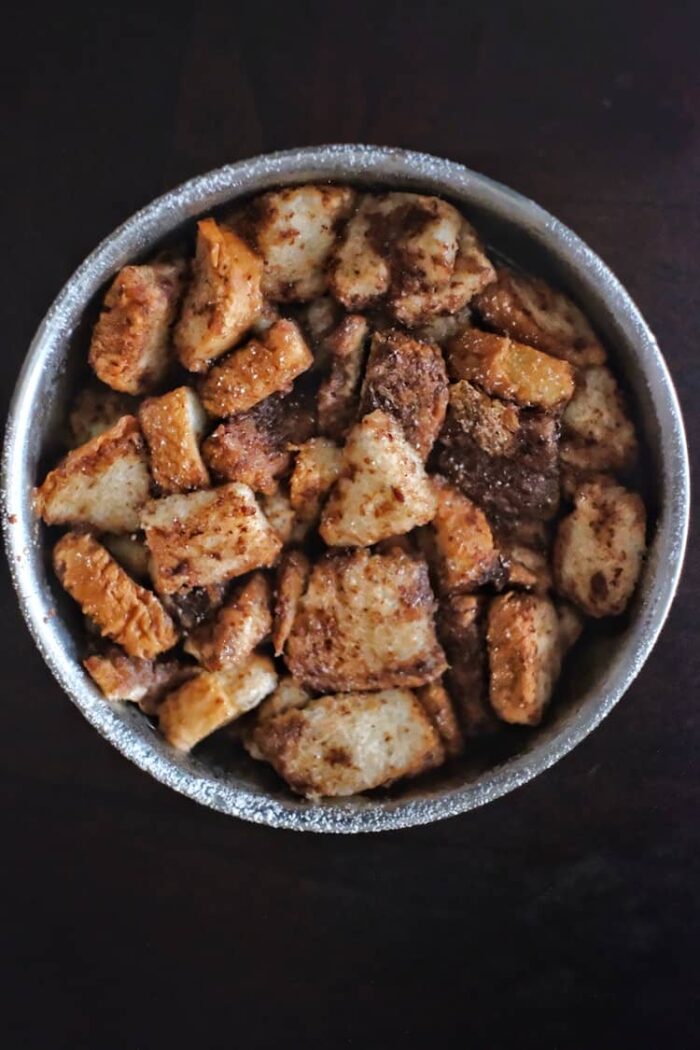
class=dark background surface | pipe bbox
[2,2,698,1047]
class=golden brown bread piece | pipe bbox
[158,653,277,751]
[553,480,646,617]
[560,365,637,473]
[389,217,496,326]
[289,438,343,524]
[84,648,195,715]
[200,319,313,418]
[202,386,316,495]
[139,387,210,493]
[473,266,606,367]
[330,193,495,324]
[272,550,310,656]
[184,573,272,671]
[437,594,497,736]
[284,547,446,692]
[487,592,562,726]
[141,482,282,594]
[34,415,151,534]
[89,261,185,394]
[446,328,575,412]
[415,680,465,757]
[174,219,263,372]
[260,488,310,546]
[102,533,151,580]
[243,184,357,301]
[319,410,437,547]
[316,314,370,439]
[53,532,178,659]
[251,688,445,798]
[359,329,448,459]
[424,476,501,595]
[437,381,560,520]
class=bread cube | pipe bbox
[35,415,151,534]
[359,329,448,458]
[473,266,606,367]
[53,532,178,659]
[553,480,646,617]
[246,184,356,301]
[259,488,310,546]
[174,219,263,372]
[437,594,497,736]
[487,592,562,725]
[202,386,315,495]
[68,387,134,447]
[89,260,185,394]
[320,410,437,547]
[272,550,310,656]
[389,218,496,326]
[289,438,343,523]
[84,648,194,715]
[142,482,282,594]
[317,315,369,439]
[158,653,277,751]
[557,601,584,653]
[139,387,210,493]
[329,195,393,309]
[426,477,500,594]
[285,547,446,692]
[446,328,575,411]
[415,680,464,757]
[184,573,272,671]
[560,365,637,472]
[252,688,444,798]
[200,319,313,418]
[437,381,560,520]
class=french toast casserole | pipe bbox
[35,184,646,799]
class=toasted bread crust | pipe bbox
[473,266,606,367]
[427,476,501,594]
[84,648,194,715]
[252,688,444,798]
[34,415,151,534]
[142,482,282,594]
[158,654,277,751]
[437,594,497,736]
[415,680,465,757]
[487,592,561,726]
[446,328,575,411]
[54,532,177,659]
[438,381,560,520]
[202,386,316,495]
[359,329,448,459]
[272,550,310,656]
[285,548,446,692]
[139,387,210,493]
[200,319,313,418]
[184,573,272,671]
[89,261,185,394]
[289,438,343,523]
[175,219,263,372]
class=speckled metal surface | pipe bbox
[2,145,690,832]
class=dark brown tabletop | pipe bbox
[2,3,698,1047]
